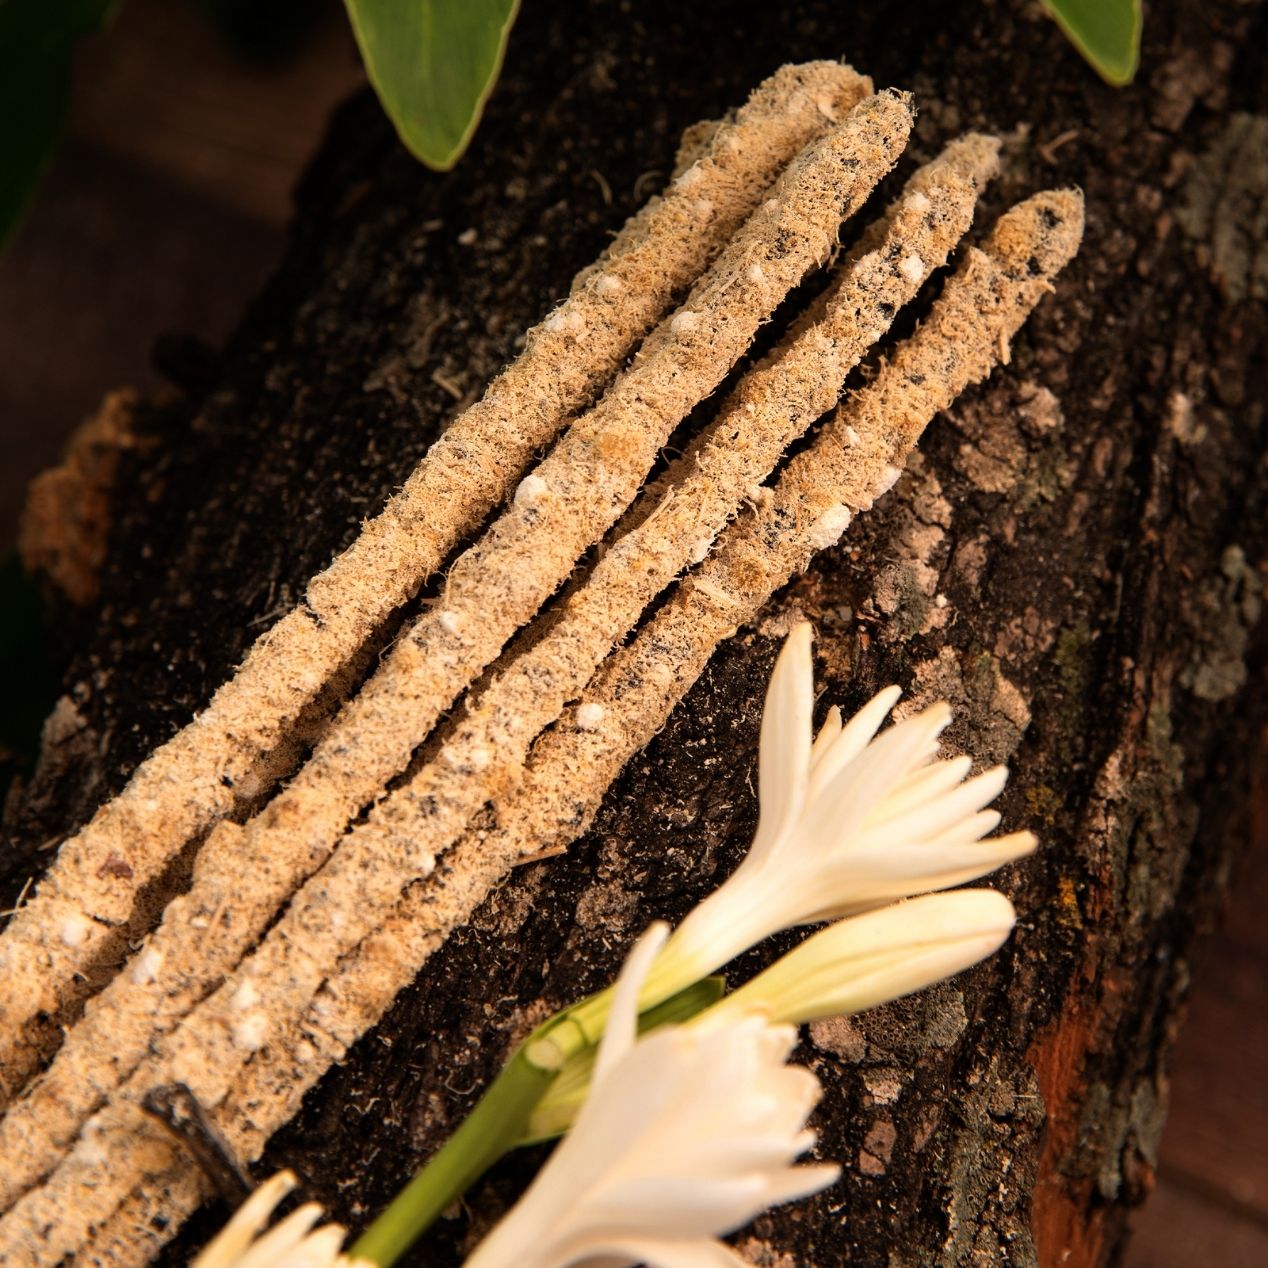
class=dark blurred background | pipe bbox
[0,0,363,548]
[0,2,1263,1262]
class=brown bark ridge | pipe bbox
[3,0,1265,1264]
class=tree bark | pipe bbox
[4,0,1267,1264]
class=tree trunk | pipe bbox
[5,1,1266,1264]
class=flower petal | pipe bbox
[749,623,814,866]
[561,1234,750,1268]
[870,765,1009,847]
[863,755,973,825]
[234,1204,325,1268]
[805,685,904,801]
[192,1172,298,1268]
[713,891,1017,1026]
[596,922,670,1082]
[273,1225,352,1268]
[587,1174,772,1238]
[799,704,952,854]
[800,826,1035,920]
[809,705,843,771]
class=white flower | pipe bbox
[464,924,838,1268]
[529,889,1016,1141]
[194,1170,369,1268]
[702,889,1017,1028]
[643,623,1034,1003]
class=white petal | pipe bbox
[795,714,946,869]
[801,819,1031,919]
[863,755,973,825]
[802,841,1033,922]
[808,706,843,773]
[532,1031,690,1204]
[562,1235,750,1268]
[596,923,670,1082]
[234,1204,325,1268]
[645,870,803,1004]
[752,1160,842,1210]
[716,891,1016,1026]
[842,807,1005,872]
[274,1225,350,1268]
[671,1129,819,1174]
[805,685,903,801]
[193,1173,297,1268]
[749,623,814,865]
[587,1174,771,1238]
[871,765,1009,847]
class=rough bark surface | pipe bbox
[4,1,1266,1265]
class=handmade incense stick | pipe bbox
[0,62,870,1096]
[0,189,1081,1268]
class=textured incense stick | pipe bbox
[0,188,1082,1268]
[0,61,871,1098]
[0,90,917,1262]
[245,192,1085,1134]
[8,127,1007,1229]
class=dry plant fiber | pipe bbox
[0,89,925,1265]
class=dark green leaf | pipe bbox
[1043,0,1142,86]
[0,0,117,245]
[343,0,520,171]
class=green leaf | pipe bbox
[1043,0,1142,86]
[343,0,520,171]
[0,0,117,245]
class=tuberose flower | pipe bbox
[528,889,1017,1142]
[642,622,1034,1004]
[464,923,838,1268]
[194,1170,369,1268]
[702,888,1017,1028]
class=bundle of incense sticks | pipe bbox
[0,59,1082,1266]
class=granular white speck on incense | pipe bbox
[0,189,1082,1268]
[0,61,871,1096]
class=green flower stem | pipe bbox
[350,979,724,1264]
[521,977,727,1145]
[555,985,614,1048]
[349,1042,559,1266]
[564,927,716,1036]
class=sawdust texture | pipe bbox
[18,389,140,608]
[185,128,998,1150]
[488,190,1085,874]
[0,61,870,1102]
